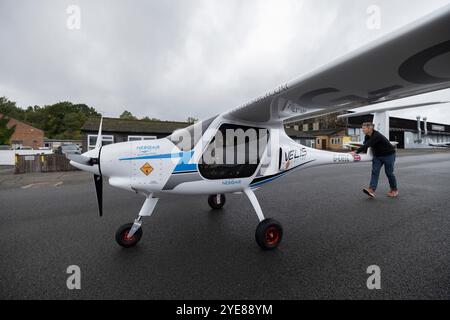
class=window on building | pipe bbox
[313,123,319,131]
[11,140,23,149]
[303,124,309,132]
[128,136,157,142]
[88,135,114,150]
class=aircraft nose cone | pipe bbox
[69,148,101,175]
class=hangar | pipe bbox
[287,111,450,151]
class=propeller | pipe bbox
[66,154,93,165]
[67,117,104,217]
[94,172,103,217]
[93,117,103,217]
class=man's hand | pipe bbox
[349,151,361,161]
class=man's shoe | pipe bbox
[363,188,376,198]
[387,190,399,198]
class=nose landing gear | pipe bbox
[116,223,143,248]
[115,193,158,248]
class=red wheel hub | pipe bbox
[122,230,135,242]
[265,226,280,245]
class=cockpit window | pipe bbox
[198,124,269,180]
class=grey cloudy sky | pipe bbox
[1,0,450,123]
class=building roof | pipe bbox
[0,113,44,134]
[284,128,315,139]
[81,117,191,134]
[308,129,344,136]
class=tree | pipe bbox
[142,116,161,122]
[0,96,24,120]
[0,97,100,139]
[187,117,198,124]
[0,115,16,145]
[120,110,137,120]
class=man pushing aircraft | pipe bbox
[351,122,399,198]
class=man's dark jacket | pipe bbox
[356,130,396,157]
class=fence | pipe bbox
[0,149,53,165]
[15,154,78,174]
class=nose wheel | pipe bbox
[255,218,283,250]
[208,194,226,210]
[116,223,143,248]
[115,194,158,248]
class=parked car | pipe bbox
[55,144,81,155]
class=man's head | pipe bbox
[362,122,375,135]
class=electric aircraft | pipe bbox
[70,6,450,250]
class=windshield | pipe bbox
[168,116,217,151]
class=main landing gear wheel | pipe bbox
[115,223,143,248]
[255,218,283,250]
[208,194,226,210]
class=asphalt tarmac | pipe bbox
[0,150,449,299]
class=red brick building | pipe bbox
[0,113,44,149]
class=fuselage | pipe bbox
[71,118,372,195]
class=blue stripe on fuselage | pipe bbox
[119,151,197,174]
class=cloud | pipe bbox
[1,0,449,123]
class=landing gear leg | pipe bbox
[115,193,159,248]
[244,188,283,250]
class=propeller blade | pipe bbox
[94,174,103,217]
[95,117,104,149]
[66,154,92,165]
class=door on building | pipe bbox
[322,139,327,150]
[389,132,405,149]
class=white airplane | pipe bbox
[70,5,450,250]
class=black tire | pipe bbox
[255,218,283,250]
[115,223,143,248]
[208,194,226,210]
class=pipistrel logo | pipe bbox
[137,145,161,154]
[222,179,242,186]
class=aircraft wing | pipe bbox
[222,5,450,125]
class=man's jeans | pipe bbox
[370,153,398,191]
